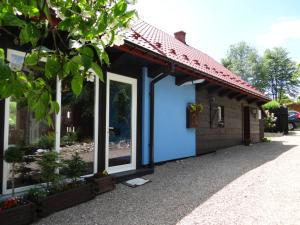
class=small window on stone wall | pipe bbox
[217,106,225,127]
[210,105,225,128]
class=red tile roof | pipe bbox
[121,20,269,101]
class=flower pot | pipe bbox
[186,109,200,128]
[37,183,95,217]
[87,176,115,195]
[0,202,36,225]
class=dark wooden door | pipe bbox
[243,106,251,144]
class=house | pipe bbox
[0,21,269,196]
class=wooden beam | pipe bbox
[257,101,265,107]
[247,98,257,104]
[236,94,248,101]
[175,76,194,86]
[228,92,240,99]
[207,85,222,94]
[148,65,168,78]
[196,80,210,89]
[218,88,231,97]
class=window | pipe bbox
[258,109,262,120]
[3,49,99,193]
[60,78,97,176]
[210,105,225,128]
[5,97,55,190]
[217,106,225,128]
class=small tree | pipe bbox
[38,150,62,191]
[62,152,86,183]
[262,100,281,110]
[262,48,299,101]
[4,146,24,197]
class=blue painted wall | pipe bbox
[142,71,196,164]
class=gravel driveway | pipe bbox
[35,131,300,225]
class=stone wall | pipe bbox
[196,86,261,154]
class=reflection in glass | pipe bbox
[109,80,132,167]
[7,97,54,189]
[60,79,95,175]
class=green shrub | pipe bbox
[262,100,280,110]
[38,133,55,150]
[4,147,24,196]
[262,137,271,142]
[61,132,78,145]
[38,151,63,191]
[62,152,86,183]
[28,187,47,202]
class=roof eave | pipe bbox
[114,41,270,103]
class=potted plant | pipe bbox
[30,151,95,217]
[0,147,36,225]
[86,170,116,195]
[187,103,203,128]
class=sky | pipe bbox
[134,0,300,63]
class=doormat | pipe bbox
[123,178,151,188]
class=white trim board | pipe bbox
[105,72,137,174]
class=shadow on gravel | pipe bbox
[35,139,298,225]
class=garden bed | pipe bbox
[87,175,116,195]
[0,202,36,225]
[37,183,95,217]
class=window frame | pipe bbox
[2,49,99,195]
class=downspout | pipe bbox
[149,73,168,168]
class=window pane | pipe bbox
[7,97,54,189]
[108,80,132,167]
[60,79,95,176]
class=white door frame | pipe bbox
[105,72,137,174]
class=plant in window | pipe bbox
[38,150,63,192]
[62,152,87,183]
[188,103,204,113]
[61,132,78,146]
[4,146,24,197]
[38,132,55,150]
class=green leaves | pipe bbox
[58,18,73,31]
[0,12,26,28]
[45,56,61,79]
[50,101,60,114]
[71,74,83,96]
[91,62,104,82]
[119,10,136,26]
[101,51,110,65]
[113,0,127,16]
[79,46,94,70]
[0,48,4,62]
[0,0,137,124]
[25,52,39,66]
[97,11,108,34]
[19,23,40,46]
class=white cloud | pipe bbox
[256,19,300,48]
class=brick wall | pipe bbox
[196,86,261,154]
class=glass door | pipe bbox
[105,72,137,174]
